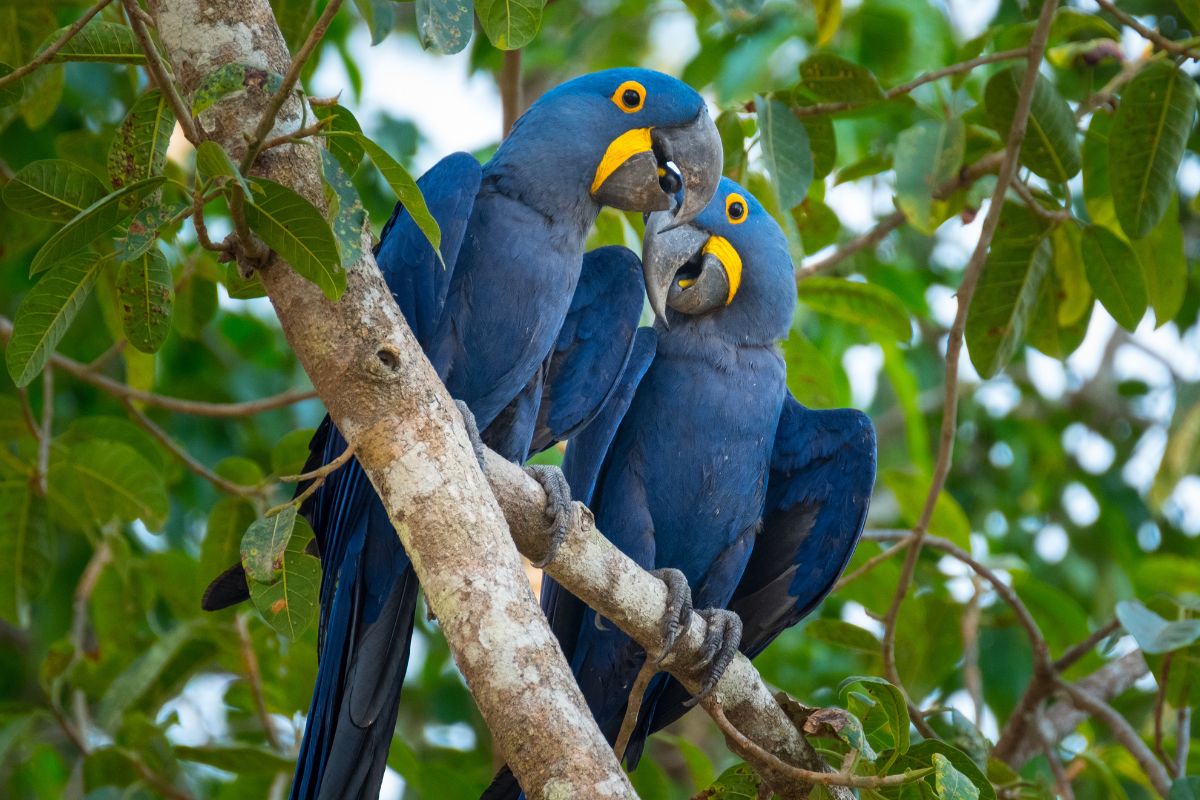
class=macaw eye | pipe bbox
[611,80,646,113]
[725,193,748,224]
[658,161,682,194]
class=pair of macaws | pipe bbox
[202,68,876,800]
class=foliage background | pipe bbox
[1,0,1199,798]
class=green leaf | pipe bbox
[783,329,846,409]
[793,196,840,252]
[838,675,910,754]
[802,114,837,180]
[318,148,366,269]
[883,469,970,549]
[756,96,813,209]
[1083,110,1116,229]
[1116,600,1200,654]
[881,339,931,472]
[799,53,885,104]
[56,440,169,528]
[1131,194,1187,326]
[416,0,473,54]
[271,428,317,477]
[894,117,964,235]
[313,105,365,174]
[1170,777,1200,800]
[965,203,1051,378]
[475,0,546,49]
[29,177,166,274]
[192,63,283,117]
[805,618,879,654]
[0,485,51,627]
[812,0,842,46]
[1050,221,1091,326]
[97,622,197,730]
[241,505,299,584]
[116,249,173,353]
[174,275,217,338]
[20,63,63,130]
[175,744,294,773]
[803,706,877,761]
[699,762,760,799]
[108,90,175,191]
[114,200,189,262]
[797,277,911,341]
[353,0,396,45]
[932,752,980,800]
[0,62,21,107]
[1110,60,1197,238]
[42,20,143,63]
[248,514,320,640]
[201,497,256,586]
[2,159,107,222]
[1080,224,1146,331]
[243,178,344,300]
[7,253,105,386]
[195,140,251,197]
[984,65,1080,182]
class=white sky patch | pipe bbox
[1034,523,1070,564]
[974,376,1021,418]
[1123,425,1167,493]
[1025,348,1068,401]
[1066,308,1117,381]
[943,0,1001,40]
[984,510,1008,537]
[1165,477,1200,537]
[1137,520,1162,552]
[988,441,1014,469]
[160,673,236,746]
[841,600,885,637]
[1061,422,1116,474]
[843,343,884,408]
[424,721,477,750]
[824,180,886,234]
[925,284,958,328]
[1063,482,1100,527]
[645,7,701,73]
[931,203,987,270]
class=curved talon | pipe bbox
[683,608,742,706]
[649,568,693,663]
[455,400,488,471]
[524,464,576,568]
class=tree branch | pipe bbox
[0,0,114,91]
[123,0,202,144]
[501,49,522,138]
[1093,0,1200,61]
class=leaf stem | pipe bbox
[122,0,202,144]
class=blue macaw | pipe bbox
[483,179,876,799]
[201,68,722,800]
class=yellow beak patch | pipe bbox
[702,235,742,305]
[590,128,653,195]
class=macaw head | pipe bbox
[641,177,796,344]
[494,68,722,227]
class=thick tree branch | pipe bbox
[148,2,634,796]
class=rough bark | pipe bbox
[148,1,633,796]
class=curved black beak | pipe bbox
[591,108,722,226]
[642,209,733,327]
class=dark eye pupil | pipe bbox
[622,89,640,107]
[729,201,745,219]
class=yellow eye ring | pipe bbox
[725,193,748,224]
[611,80,646,113]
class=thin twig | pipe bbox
[501,49,523,138]
[1057,679,1174,796]
[122,399,267,499]
[1055,618,1120,672]
[87,339,127,371]
[36,367,53,497]
[1076,56,1146,121]
[236,613,283,751]
[1154,653,1175,775]
[0,0,114,91]
[16,388,39,442]
[832,534,913,592]
[192,188,231,253]
[240,0,344,172]
[278,442,356,482]
[614,659,656,763]
[1010,177,1071,223]
[0,315,316,416]
[963,576,984,724]
[261,116,331,151]
[878,0,1059,715]
[1176,706,1191,777]
[1093,0,1200,61]
[123,0,201,144]
[1038,709,1076,800]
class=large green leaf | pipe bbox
[42,20,144,63]
[0,484,51,627]
[97,622,197,730]
[1131,194,1187,326]
[798,52,884,104]
[247,514,320,640]
[1110,60,1197,239]
[175,744,294,774]
[984,65,1080,182]
[242,178,344,300]
[1082,110,1116,230]
[29,177,165,274]
[200,497,256,586]
[416,0,473,54]
[195,140,251,197]
[797,277,911,341]
[6,253,105,386]
[894,117,964,235]
[1171,777,1200,800]
[1116,600,1200,655]
[241,505,299,584]
[114,200,189,262]
[933,752,979,800]
[2,159,107,222]
[108,90,174,191]
[55,440,169,528]
[783,329,847,409]
[318,148,366,269]
[313,105,365,174]
[838,675,910,754]
[965,203,1051,378]
[116,249,173,353]
[353,0,396,45]
[474,0,546,49]
[1080,224,1146,331]
[757,95,813,209]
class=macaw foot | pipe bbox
[523,464,576,568]
[455,400,488,472]
[683,608,743,706]
[649,567,693,662]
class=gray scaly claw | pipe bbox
[524,464,576,568]
[683,608,742,707]
[650,567,693,663]
[455,400,488,472]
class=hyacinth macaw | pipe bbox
[484,178,877,799]
[202,68,722,800]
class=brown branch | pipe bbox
[1038,709,1076,800]
[0,315,317,417]
[963,576,984,724]
[1154,653,1175,775]
[261,115,330,151]
[1177,707,1191,777]
[1057,677,1173,796]
[832,534,913,592]
[1010,177,1071,223]
[0,0,114,90]
[501,49,523,138]
[123,0,202,144]
[878,0,1060,713]
[1056,618,1120,672]
[36,367,53,498]
[235,612,283,751]
[87,339,128,371]
[239,0,344,173]
[279,442,355,482]
[1093,0,1200,61]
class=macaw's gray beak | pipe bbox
[590,108,722,222]
[642,210,730,327]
